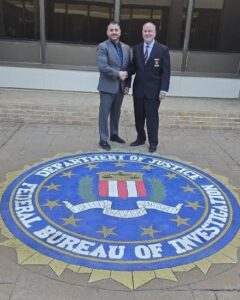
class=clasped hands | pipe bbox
[119,71,128,81]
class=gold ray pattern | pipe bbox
[16,245,37,264]
[0,228,14,239]
[172,265,188,272]
[22,253,53,265]
[67,264,80,272]
[111,271,134,289]
[179,263,195,271]
[78,267,92,274]
[221,244,238,262]
[133,271,156,289]
[49,260,69,276]
[0,237,22,248]
[154,269,178,282]
[194,259,212,274]
[207,252,236,264]
[229,236,240,247]
[88,269,111,283]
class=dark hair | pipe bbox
[107,21,121,28]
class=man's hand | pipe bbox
[159,91,167,101]
[124,87,129,95]
[119,71,128,81]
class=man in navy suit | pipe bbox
[129,22,171,153]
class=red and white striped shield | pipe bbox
[98,171,147,199]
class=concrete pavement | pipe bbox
[0,89,240,299]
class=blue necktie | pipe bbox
[115,43,123,66]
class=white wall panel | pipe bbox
[0,66,239,99]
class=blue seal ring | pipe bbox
[1,152,239,271]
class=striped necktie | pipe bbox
[144,45,149,64]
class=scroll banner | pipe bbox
[63,200,183,218]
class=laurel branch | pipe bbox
[78,176,96,202]
[147,178,166,203]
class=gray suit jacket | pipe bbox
[97,39,131,94]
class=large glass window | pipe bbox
[45,0,114,44]
[120,0,185,49]
[120,0,169,46]
[188,0,223,51]
[0,0,39,39]
[189,0,240,52]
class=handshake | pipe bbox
[119,71,128,81]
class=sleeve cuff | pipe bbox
[160,90,167,95]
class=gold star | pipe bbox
[42,199,61,210]
[141,225,160,238]
[186,201,202,210]
[87,164,98,170]
[61,214,81,226]
[44,183,61,191]
[115,162,126,167]
[142,165,153,171]
[61,171,75,178]
[181,185,195,193]
[171,215,190,227]
[97,226,116,238]
[164,173,177,179]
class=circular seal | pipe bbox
[1,152,240,275]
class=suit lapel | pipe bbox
[107,40,121,66]
[138,43,145,69]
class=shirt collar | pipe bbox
[110,40,121,47]
[144,40,155,48]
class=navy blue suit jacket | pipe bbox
[130,41,170,99]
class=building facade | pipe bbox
[0,0,240,76]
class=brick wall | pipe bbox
[0,89,240,129]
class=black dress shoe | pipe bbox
[110,135,125,144]
[149,145,157,153]
[130,139,145,146]
[99,140,111,150]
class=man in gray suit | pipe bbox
[97,21,131,150]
